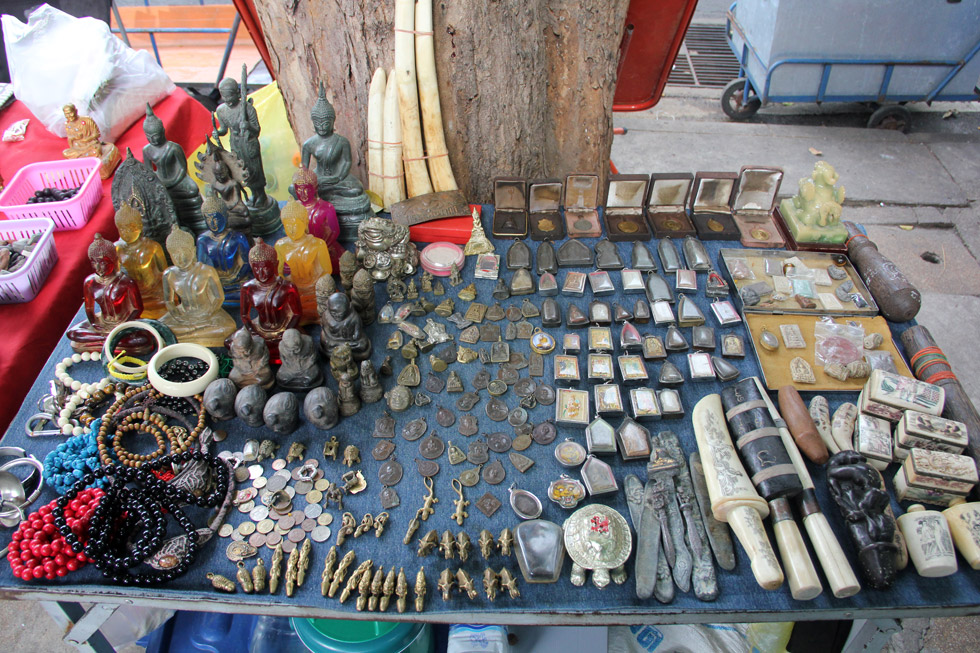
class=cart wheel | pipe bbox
[721,78,761,121]
[867,105,912,133]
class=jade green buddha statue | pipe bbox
[779,161,847,244]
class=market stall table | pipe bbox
[0,209,978,629]
[0,90,212,433]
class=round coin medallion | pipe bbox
[304,503,323,519]
[487,380,507,397]
[311,526,331,543]
[238,521,256,536]
[401,417,428,441]
[514,378,537,398]
[530,330,556,354]
[472,369,491,391]
[507,407,529,427]
[218,523,234,538]
[485,397,509,422]
[252,477,267,490]
[249,532,267,548]
[436,406,456,427]
[512,433,533,451]
[419,434,446,460]
[498,367,519,386]
[456,392,480,411]
[532,420,558,445]
[306,489,323,504]
[378,460,404,486]
[458,415,479,437]
[265,532,282,547]
[483,459,506,485]
[555,439,587,467]
[272,458,287,470]
[256,519,274,534]
[317,513,334,527]
[487,432,513,453]
[415,458,440,477]
[249,505,270,522]
[288,528,305,543]
[534,384,557,406]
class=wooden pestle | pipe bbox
[778,385,830,464]
[692,395,784,590]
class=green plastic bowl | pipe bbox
[290,617,432,653]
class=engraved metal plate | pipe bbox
[419,434,446,459]
[459,325,480,344]
[402,417,427,441]
[487,432,513,453]
[529,352,544,377]
[425,373,446,394]
[476,492,502,517]
[378,460,403,486]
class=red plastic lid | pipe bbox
[420,242,464,276]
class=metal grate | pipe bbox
[667,24,741,89]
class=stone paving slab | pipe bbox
[916,292,980,411]
[864,225,980,297]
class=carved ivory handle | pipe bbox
[693,395,784,590]
[394,0,434,198]
[770,498,822,600]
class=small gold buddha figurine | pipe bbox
[62,103,120,180]
[275,201,332,325]
[239,238,303,360]
[114,204,167,319]
[67,234,145,353]
[160,225,236,347]
[779,161,847,244]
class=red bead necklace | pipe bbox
[8,489,103,581]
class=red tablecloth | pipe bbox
[0,89,211,432]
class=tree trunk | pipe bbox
[252,0,629,203]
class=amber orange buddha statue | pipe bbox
[160,226,236,347]
[62,104,120,180]
[239,239,302,359]
[67,234,145,353]
[292,166,344,271]
[114,204,166,319]
[275,201,331,325]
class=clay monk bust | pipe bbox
[319,291,371,362]
[62,103,120,180]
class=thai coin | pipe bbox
[419,435,446,460]
[487,432,513,453]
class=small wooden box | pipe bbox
[492,177,527,239]
[893,410,968,459]
[564,174,602,238]
[528,178,565,241]
[731,165,785,248]
[603,174,651,241]
[900,447,979,495]
[690,171,740,240]
[646,173,696,238]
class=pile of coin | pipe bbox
[217,452,337,553]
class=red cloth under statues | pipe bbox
[0,90,212,432]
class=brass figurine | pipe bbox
[464,207,494,256]
[420,476,438,520]
[396,567,409,613]
[252,557,267,593]
[322,436,340,460]
[439,530,456,560]
[207,572,236,593]
[380,567,397,612]
[269,542,284,594]
[451,479,469,527]
[287,442,307,463]
[418,530,439,557]
[297,538,312,586]
[374,512,390,537]
[236,561,255,593]
[321,546,338,596]
[337,512,357,546]
[354,513,375,538]
[62,103,121,180]
[285,545,300,597]
[341,560,371,603]
[438,568,455,601]
[456,568,478,600]
[498,528,514,556]
[369,566,385,611]
[356,561,374,611]
[343,445,361,467]
[483,568,499,601]
[500,567,520,599]
[479,530,495,560]
[415,567,427,612]
[404,510,422,544]
[456,532,472,562]
[328,550,356,598]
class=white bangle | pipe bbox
[102,320,167,375]
[147,343,219,397]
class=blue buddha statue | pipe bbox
[197,192,251,306]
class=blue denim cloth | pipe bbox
[1,206,973,622]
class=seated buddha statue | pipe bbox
[275,200,332,325]
[62,104,120,180]
[239,238,303,360]
[67,234,145,353]
[299,84,373,241]
[160,226,236,347]
[779,161,848,244]
[197,192,251,306]
[142,103,206,233]
[318,291,371,362]
[114,204,167,319]
[292,165,344,271]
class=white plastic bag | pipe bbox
[2,4,175,142]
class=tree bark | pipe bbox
[252,0,629,203]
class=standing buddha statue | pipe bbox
[300,83,373,241]
[275,201,332,325]
[239,239,302,359]
[67,234,145,353]
[160,226,237,347]
[292,165,344,271]
[113,204,167,319]
[142,103,205,233]
[197,192,251,306]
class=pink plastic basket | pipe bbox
[0,217,58,304]
[0,157,103,231]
